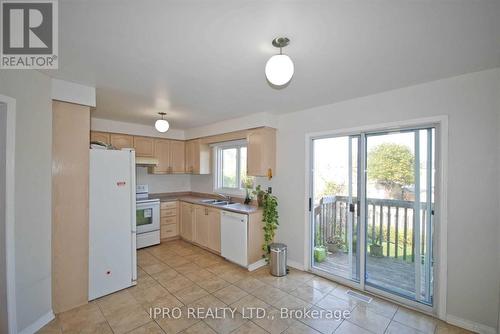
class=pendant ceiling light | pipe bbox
[154,112,170,133]
[265,37,294,87]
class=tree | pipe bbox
[367,143,414,197]
[320,180,345,198]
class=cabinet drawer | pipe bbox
[161,201,177,210]
[161,208,177,217]
[161,216,177,226]
[161,223,178,239]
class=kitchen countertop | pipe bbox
[148,192,260,214]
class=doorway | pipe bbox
[0,103,8,333]
[0,97,17,334]
[309,125,437,309]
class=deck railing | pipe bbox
[314,195,433,262]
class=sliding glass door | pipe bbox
[311,135,360,283]
[310,127,436,306]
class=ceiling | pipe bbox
[50,0,500,129]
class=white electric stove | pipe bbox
[135,184,160,248]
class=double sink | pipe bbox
[194,198,256,214]
[199,199,236,206]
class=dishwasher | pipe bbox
[220,210,248,267]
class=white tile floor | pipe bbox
[38,240,472,334]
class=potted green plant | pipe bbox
[326,235,344,253]
[252,185,266,207]
[261,191,279,262]
[242,176,254,204]
[370,235,384,257]
[314,230,327,263]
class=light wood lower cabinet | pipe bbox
[194,206,209,247]
[180,202,194,241]
[207,208,221,252]
[180,202,221,253]
[160,201,178,239]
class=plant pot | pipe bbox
[257,193,264,207]
[327,243,338,253]
[314,246,327,262]
[370,244,384,257]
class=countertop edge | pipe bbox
[150,192,260,215]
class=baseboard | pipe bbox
[248,259,267,271]
[19,310,55,334]
[446,314,497,334]
[287,260,305,271]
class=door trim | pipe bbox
[304,115,448,320]
[0,95,17,334]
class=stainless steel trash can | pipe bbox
[269,243,287,277]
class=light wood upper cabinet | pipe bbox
[151,139,185,174]
[180,202,194,241]
[194,205,209,247]
[207,208,221,253]
[133,136,154,157]
[247,127,276,178]
[185,140,194,173]
[89,126,276,177]
[185,139,210,175]
[110,133,134,150]
[90,131,110,145]
[152,139,171,173]
[170,140,185,173]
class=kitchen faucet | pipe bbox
[215,193,231,202]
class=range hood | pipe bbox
[135,157,159,167]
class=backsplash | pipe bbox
[135,167,191,193]
[136,167,272,197]
[190,174,272,198]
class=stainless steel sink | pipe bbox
[212,201,236,206]
[199,199,218,204]
[198,199,235,206]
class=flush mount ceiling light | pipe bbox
[265,37,294,87]
[154,112,170,133]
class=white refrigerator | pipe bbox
[89,149,137,300]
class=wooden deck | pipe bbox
[313,251,422,299]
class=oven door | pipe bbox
[136,201,160,234]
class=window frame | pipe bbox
[213,140,247,196]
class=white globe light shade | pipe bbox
[265,54,294,86]
[155,119,170,133]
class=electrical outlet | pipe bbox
[267,187,272,194]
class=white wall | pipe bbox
[51,79,96,107]
[273,69,500,330]
[0,72,53,332]
[185,112,277,139]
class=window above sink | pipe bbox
[213,139,248,196]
